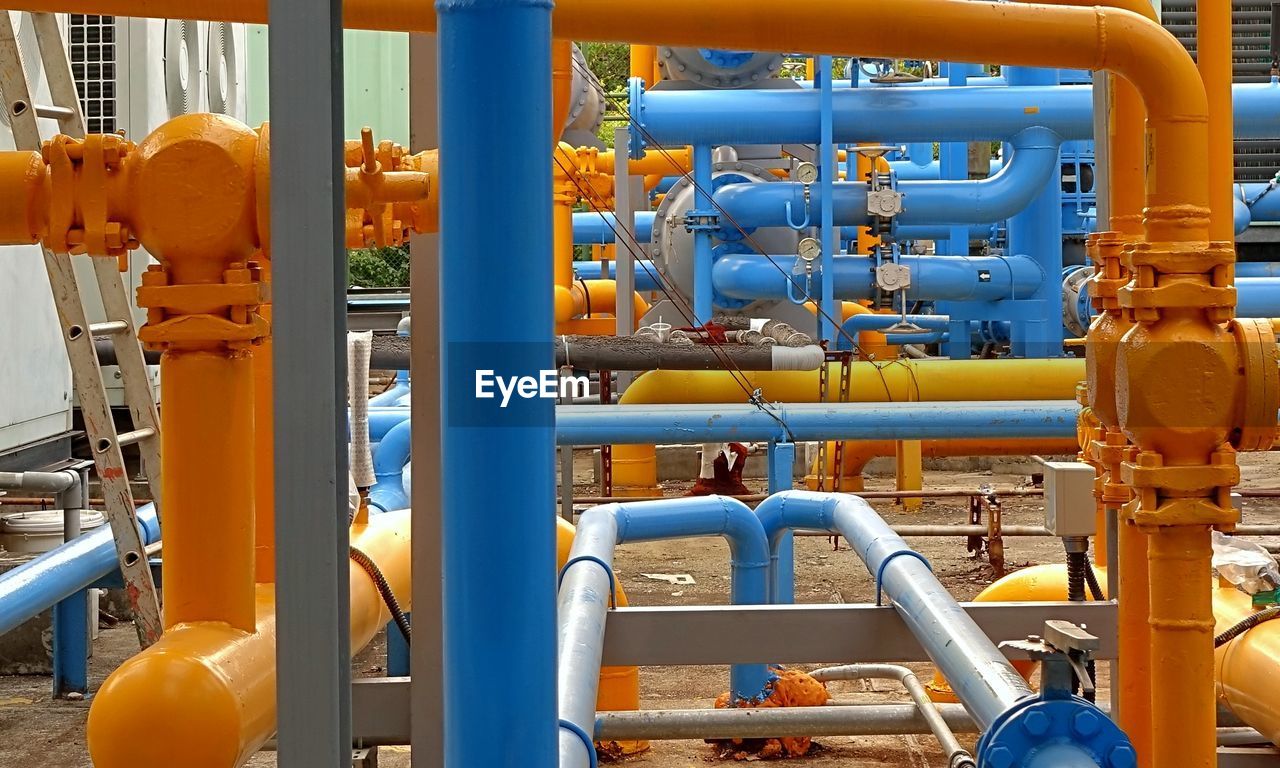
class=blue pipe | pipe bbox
[715,127,1060,232]
[1237,262,1280,278]
[1238,181,1280,224]
[1235,193,1253,234]
[797,75,1007,89]
[1004,66,1064,358]
[571,211,656,245]
[607,495,772,700]
[0,504,160,635]
[437,0,555,760]
[554,401,1079,446]
[631,84,1094,149]
[891,157,1002,181]
[712,253,1044,304]
[368,419,411,513]
[692,144,714,322]
[369,406,411,442]
[631,81,1280,149]
[369,319,411,407]
[572,260,662,293]
[1237,278,1280,318]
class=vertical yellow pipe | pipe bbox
[630,45,656,86]
[160,347,257,631]
[552,41,573,143]
[894,440,923,511]
[253,260,275,583]
[1148,524,1218,768]
[1200,0,1236,242]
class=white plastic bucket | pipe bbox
[0,509,107,555]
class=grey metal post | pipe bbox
[613,126,640,391]
[559,366,576,522]
[408,30,445,768]
[269,0,351,765]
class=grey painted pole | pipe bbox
[269,0,351,765]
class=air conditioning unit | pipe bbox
[65,14,249,406]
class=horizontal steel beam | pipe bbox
[600,601,1116,666]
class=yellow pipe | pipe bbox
[810,436,1082,491]
[552,40,573,142]
[630,44,656,87]
[11,2,1212,238]
[86,510,412,768]
[613,359,1083,494]
[555,518,648,754]
[1214,582,1280,745]
[252,259,274,583]
[1199,0,1236,242]
[926,564,1108,701]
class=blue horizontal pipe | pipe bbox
[369,418,411,513]
[571,260,663,293]
[883,223,999,241]
[891,158,1002,181]
[632,81,1280,148]
[712,253,1043,304]
[572,211,656,245]
[796,75,1007,89]
[715,127,1058,231]
[0,504,161,635]
[633,84,1094,147]
[606,495,772,700]
[554,401,1079,446]
[1237,278,1280,318]
[369,406,411,441]
[1239,182,1280,224]
[1237,262,1280,278]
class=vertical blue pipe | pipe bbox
[941,63,974,361]
[767,441,797,603]
[818,56,837,342]
[386,615,410,677]
[52,590,88,696]
[693,143,715,323]
[436,0,556,761]
[1005,66,1064,358]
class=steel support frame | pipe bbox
[350,600,1118,746]
[269,0,352,765]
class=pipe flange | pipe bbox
[656,47,783,89]
[1229,316,1280,452]
[566,44,605,135]
[1061,265,1093,338]
[651,158,784,306]
[976,697,1134,768]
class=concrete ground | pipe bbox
[4,456,1280,767]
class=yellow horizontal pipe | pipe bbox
[812,436,1081,491]
[1214,582,1280,745]
[86,511,411,768]
[612,359,1084,493]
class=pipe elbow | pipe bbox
[87,616,277,768]
[716,495,771,569]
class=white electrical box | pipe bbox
[1043,461,1096,538]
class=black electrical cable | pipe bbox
[1065,546,1097,702]
[350,544,412,644]
[1215,605,1280,648]
[1084,555,1105,602]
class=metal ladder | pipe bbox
[0,11,163,647]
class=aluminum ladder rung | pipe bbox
[89,320,131,335]
[0,11,164,648]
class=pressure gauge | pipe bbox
[796,162,819,185]
[798,237,822,262]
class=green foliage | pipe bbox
[579,42,630,93]
[348,244,410,288]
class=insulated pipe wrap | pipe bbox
[348,331,375,488]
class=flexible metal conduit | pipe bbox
[558,496,771,768]
[714,127,1061,230]
[712,253,1044,304]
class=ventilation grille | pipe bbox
[68,14,116,135]
[1163,0,1280,182]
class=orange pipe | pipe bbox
[1199,0,1236,242]
[252,260,274,583]
[87,512,411,768]
[630,44,656,87]
[1214,581,1280,745]
[11,1,1211,237]
[553,40,573,142]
